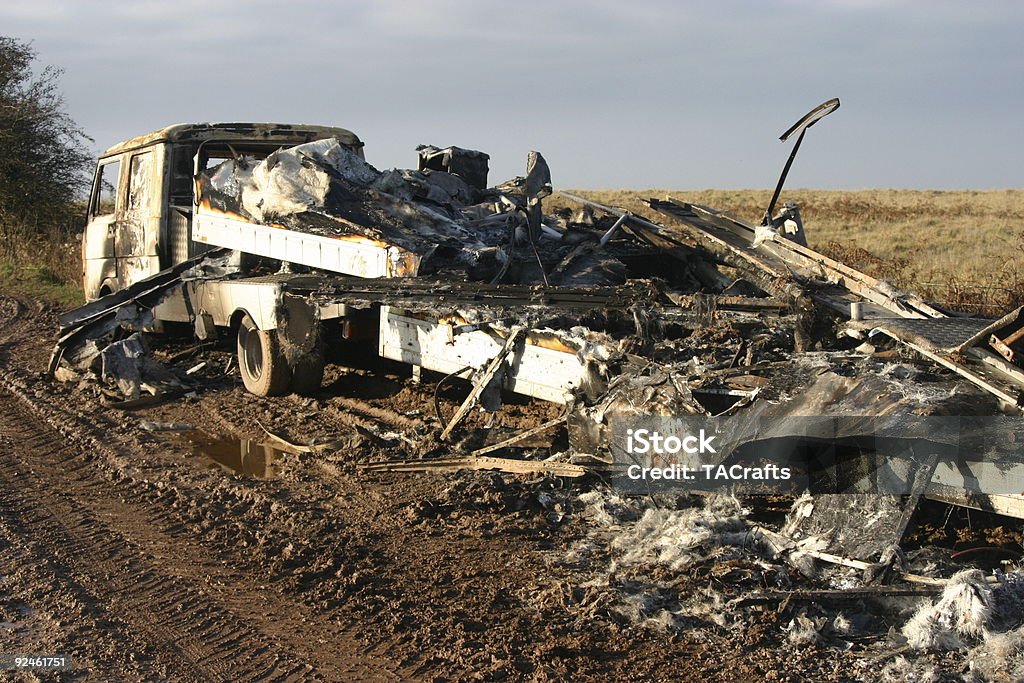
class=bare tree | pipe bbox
[0,36,92,228]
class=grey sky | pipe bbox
[3,0,1022,189]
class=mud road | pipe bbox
[0,292,953,681]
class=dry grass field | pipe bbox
[2,190,1023,314]
[554,189,1024,315]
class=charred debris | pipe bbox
[51,103,1024,598]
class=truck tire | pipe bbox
[290,343,325,396]
[237,315,291,396]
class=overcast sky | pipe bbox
[3,0,1022,189]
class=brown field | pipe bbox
[2,189,1024,314]
[554,189,1024,315]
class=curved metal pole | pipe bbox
[760,98,840,226]
[762,128,805,226]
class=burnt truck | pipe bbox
[76,122,593,401]
[56,106,1024,546]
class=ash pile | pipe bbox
[539,488,1024,681]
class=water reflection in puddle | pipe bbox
[180,431,287,478]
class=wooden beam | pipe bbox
[361,455,587,478]
[470,414,567,456]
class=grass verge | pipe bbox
[0,221,84,309]
[0,259,83,308]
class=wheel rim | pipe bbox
[241,324,264,380]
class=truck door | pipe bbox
[116,149,162,288]
[82,157,121,299]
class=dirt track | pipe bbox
[0,291,991,682]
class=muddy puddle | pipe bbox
[179,431,287,478]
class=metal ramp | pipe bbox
[647,197,945,320]
[866,316,996,355]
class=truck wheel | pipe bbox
[237,315,291,396]
[290,343,325,396]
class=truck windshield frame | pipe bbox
[91,158,122,217]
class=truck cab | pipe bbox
[82,123,364,300]
[76,123,596,404]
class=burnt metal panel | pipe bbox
[102,123,364,158]
[868,316,995,354]
[416,145,490,190]
[168,208,191,265]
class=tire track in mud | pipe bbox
[0,295,29,366]
[0,293,44,342]
[0,375,404,682]
[0,392,314,682]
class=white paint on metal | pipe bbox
[928,460,1024,519]
[193,211,420,278]
[378,306,587,404]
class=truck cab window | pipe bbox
[93,160,120,216]
[127,152,154,215]
[169,145,195,207]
